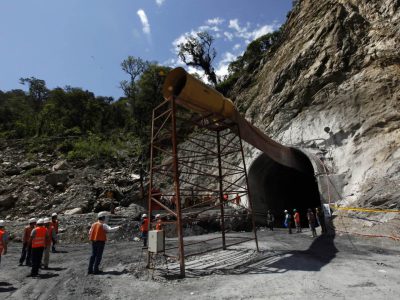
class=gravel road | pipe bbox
[1,228,399,299]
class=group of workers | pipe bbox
[0,211,163,277]
[0,213,59,277]
[282,207,327,236]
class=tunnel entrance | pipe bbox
[248,150,321,227]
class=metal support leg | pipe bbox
[237,126,259,252]
[217,130,227,250]
[171,97,185,277]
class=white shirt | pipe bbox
[88,222,119,236]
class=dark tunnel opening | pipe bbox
[248,150,321,227]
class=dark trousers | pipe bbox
[52,237,57,252]
[19,242,32,265]
[31,247,45,275]
[288,222,292,234]
[141,232,148,247]
[267,222,274,231]
[88,241,105,273]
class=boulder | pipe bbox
[19,161,38,170]
[0,194,17,209]
[64,207,83,215]
[4,167,22,176]
[45,172,69,187]
[52,160,70,171]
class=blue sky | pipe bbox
[0,0,292,99]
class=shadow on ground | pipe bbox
[0,282,17,293]
[157,234,337,278]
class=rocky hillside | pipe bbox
[0,140,145,218]
[231,0,399,209]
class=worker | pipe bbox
[0,220,8,267]
[30,218,49,277]
[266,210,274,231]
[307,208,317,237]
[284,210,292,234]
[51,213,59,253]
[140,214,149,247]
[293,209,302,233]
[316,207,326,234]
[88,211,120,275]
[223,194,228,203]
[19,218,36,266]
[235,193,241,206]
[155,214,163,231]
[42,217,56,269]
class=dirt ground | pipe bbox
[1,227,399,300]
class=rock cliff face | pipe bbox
[230,0,399,213]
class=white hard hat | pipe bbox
[43,217,50,223]
[0,220,4,227]
[98,211,108,218]
[29,218,37,224]
[284,210,288,213]
[37,218,44,225]
[142,214,147,218]
[155,214,161,219]
[51,213,58,217]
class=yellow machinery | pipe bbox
[162,67,306,173]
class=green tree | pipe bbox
[177,31,218,86]
[19,77,48,111]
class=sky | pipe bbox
[0,0,293,99]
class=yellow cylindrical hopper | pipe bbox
[162,67,236,119]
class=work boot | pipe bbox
[93,270,103,275]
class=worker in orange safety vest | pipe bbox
[19,218,36,266]
[0,220,9,267]
[140,214,149,247]
[51,213,59,253]
[29,218,49,277]
[88,211,120,275]
[155,214,163,231]
[293,209,302,233]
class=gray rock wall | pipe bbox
[231,0,399,211]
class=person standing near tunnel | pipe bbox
[284,210,292,234]
[293,209,302,233]
[307,208,317,238]
[266,210,274,231]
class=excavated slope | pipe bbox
[231,0,399,213]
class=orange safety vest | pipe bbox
[294,212,300,223]
[140,218,149,233]
[32,227,47,248]
[51,220,59,234]
[155,220,162,231]
[89,222,107,241]
[0,229,5,253]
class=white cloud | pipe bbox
[198,25,220,32]
[233,43,241,50]
[206,17,224,25]
[137,9,151,35]
[251,24,275,39]
[224,31,234,41]
[155,0,165,7]
[228,19,242,32]
[216,52,237,78]
[228,18,276,41]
